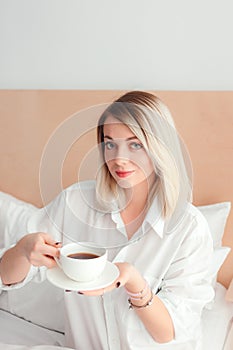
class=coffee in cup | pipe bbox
[55,242,107,282]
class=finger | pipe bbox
[32,254,57,268]
[32,235,60,258]
[78,279,120,296]
[39,233,60,247]
[33,242,60,258]
[78,288,109,297]
[44,256,57,268]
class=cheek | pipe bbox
[104,150,115,163]
[105,159,114,172]
[132,153,154,172]
[135,158,155,180]
[146,161,155,176]
[140,160,154,177]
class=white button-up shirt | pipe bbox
[0,181,214,350]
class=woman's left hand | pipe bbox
[77,262,138,296]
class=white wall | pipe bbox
[0,0,233,90]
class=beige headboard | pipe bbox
[0,90,232,288]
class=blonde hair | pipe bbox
[96,91,192,219]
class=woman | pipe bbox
[0,91,214,349]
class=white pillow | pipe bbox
[0,192,37,249]
[208,247,230,280]
[197,202,231,289]
[198,201,231,248]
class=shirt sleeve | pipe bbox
[156,212,215,342]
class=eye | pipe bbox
[104,141,115,150]
[129,142,143,150]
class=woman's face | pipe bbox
[103,116,155,189]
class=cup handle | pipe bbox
[54,256,62,269]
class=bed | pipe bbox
[0,90,232,350]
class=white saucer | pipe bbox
[46,261,120,291]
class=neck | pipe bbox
[120,174,157,239]
[120,182,150,240]
[124,183,148,209]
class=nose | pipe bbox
[114,156,128,166]
[113,144,129,165]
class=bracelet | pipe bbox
[128,290,154,309]
[129,286,150,301]
[125,280,148,298]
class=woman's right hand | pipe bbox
[17,232,61,268]
[0,233,61,285]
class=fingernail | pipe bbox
[116,281,121,288]
[77,292,83,295]
[55,242,62,245]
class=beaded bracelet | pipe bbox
[128,290,154,309]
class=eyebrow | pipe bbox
[104,135,138,141]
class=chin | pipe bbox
[117,178,147,189]
[117,179,133,188]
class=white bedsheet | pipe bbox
[202,283,233,350]
[0,283,232,350]
[0,346,72,350]
[0,309,65,347]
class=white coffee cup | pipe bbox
[55,242,107,282]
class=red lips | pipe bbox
[115,170,135,178]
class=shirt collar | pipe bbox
[95,195,165,238]
[143,196,165,238]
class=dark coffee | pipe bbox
[67,252,99,260]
